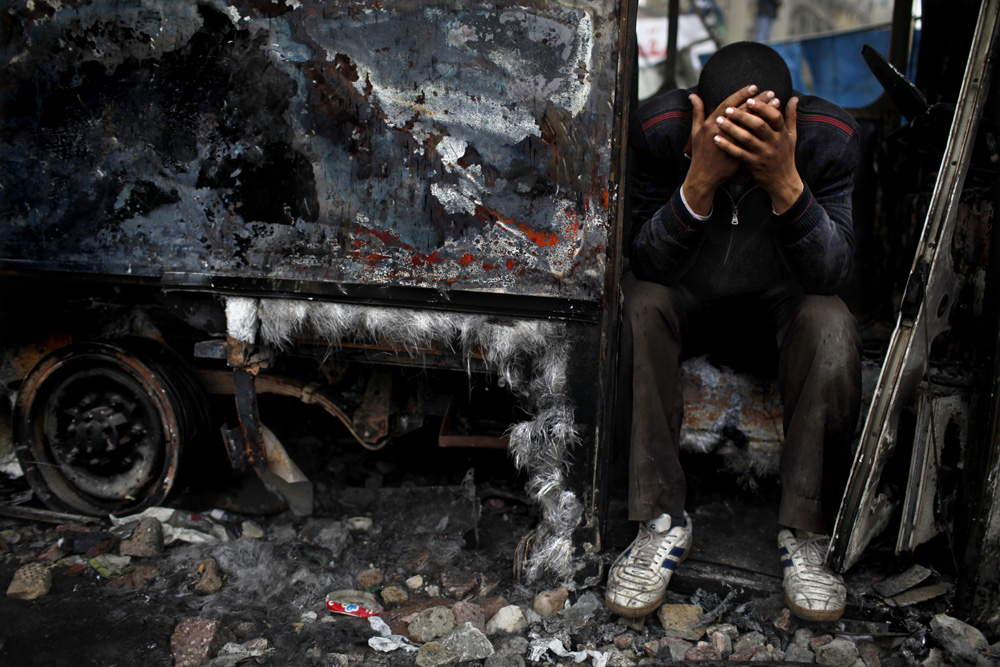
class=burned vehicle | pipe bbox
[1,0,999,629]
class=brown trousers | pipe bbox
[617,273,863,533]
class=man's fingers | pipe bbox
[716,110,763,149]
[712,132,752,163]
[746,92,786,132]
[785,96,799,141]
[716,85,758,117]
[689,93,706,129]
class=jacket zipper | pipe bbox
[720,184,761,270]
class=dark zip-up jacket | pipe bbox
[629,88,860,300]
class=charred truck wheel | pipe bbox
[13,337,210,516]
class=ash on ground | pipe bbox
[0,400,996,667]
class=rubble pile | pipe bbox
[1,488,998,667]
[1,417,997,666]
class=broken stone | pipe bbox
[416,641,454,667]
[874,564,933,598]
[194,558,224,595]
[658,604,706,641]
[559,592,602,627]
[707,623,739,641]
[241,521,265,539]
[815,638,860,667]
[90,553,132,578]
[479,573,500,597]
[785,628,816,663]
[0,529,20,545]
[426,584,441,597]
[613,634,635,650]
[171,617,234,667]
[686,642,722,661]
[84,536,120,559]
[621,615,646,632]
[346,516,373,532]
[711,630,732,657]
[119,517,164,558]
[732,631,767,659]
[405,575,424,590]
[356,567,383,590]
[299,518,348,557]
[891,582,951,607]
[131,563,160,587]
[441,571,477,598]
[381,585,408,606]
[486,605,526,635]
[452,600,486,633]
[929,613,989,667]
[921,648,949,667]
[6,563,52,600]
[532,587,568,618]
[774,607,799,636]
[856,640,882,667]
[653,637,693,662]
[479,596,510,621]
[36,541,66,562]
[409,606,456,643]
[485,653,525,667]
[440,622,494,662]
[810,634,835,652]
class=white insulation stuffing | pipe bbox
[232,297,584,582]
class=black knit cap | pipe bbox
[697,41,793,112]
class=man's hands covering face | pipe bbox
[682,85,804,216]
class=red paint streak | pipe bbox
[351,240,365,247]
[506,258,514,270]
[516,221,560,247]
[483,263,495,271]
[353,225,413,251]
[411,251,445,268]
[459,253,475,266]
[348,250,389,266]
[600,189,610,209]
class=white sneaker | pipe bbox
[778,529,847,621]
[605,513,692,617]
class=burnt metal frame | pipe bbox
[828,0,1000,573]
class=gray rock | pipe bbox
[415,641,455,667]
[654,637,693,662]
[452,600,486,633]
[706,623,739,641]
[815,638,860,667]
[409,606,456,643]
[856,640,882,667]
[355,568,383,590]
[533,587,569,618]
[119,518,164,558]
[381,585,409,606]
[440,622,494,662]
[733,631,767,656]
[300,518,349,557]
[711,630,733,657]
[785,641,816,663]
[486,605,527,635]
[485,652,525,667]
[559,592,602,627]
[498,636,530,654]
[930,614,990,667]
[687,642,723,661]
[921,648,950,667]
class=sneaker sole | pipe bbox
[605,550,688,618]
[785,592,845,622]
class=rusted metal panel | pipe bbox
[0,0,620,303]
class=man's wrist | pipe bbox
[681,180,715,218]
[769,177,804,215]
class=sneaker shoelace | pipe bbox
[626,528,671,573]
[789,535,830,569]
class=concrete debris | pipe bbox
[930,614,991,667]
[658,603,707,641]
[486,605,527,635]
[118,517,165,558]
[381,585,409,606]
[415,641,454,667]
[452,600,487,633]
[440,622,495,662]
[194,558,224,595]
[875,564,934,597]
[815,637,861,667]
[90,553,132,578]
[408,606,457,643]
[686,642,723,660]
[6,563,51,600]
[355,567,384,590]
[891,582,952,607]
[441,570,477,598]
[170,617,234,667]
